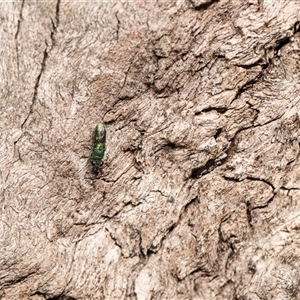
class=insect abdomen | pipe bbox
[91,123,106,168]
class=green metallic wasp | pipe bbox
[90,123,106,171]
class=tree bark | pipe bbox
[1,0,300,299]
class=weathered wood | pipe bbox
[1,0,300,299]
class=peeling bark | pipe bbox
[1,0,300,299]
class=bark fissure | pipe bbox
[280,186,300,191]
[294,21,300,33]
[55,0,60,29]
[21,0,60,129]
[50,0,60,47]
[101,200,143,221]
[190,158,223,179]
[15,0,25,78]
[105,227,122,251]
[196,107,228,115]
[222,112,284,167]
[20,48,48,129]
[234,72,264,99]
[245,176,275,191]
[190,0,220,10]
[222,175,277,229]
[190,43,284,180]
[115,12,121,40]
[157,195,199,251]
[3,270,36,287]
[246,201,253,229]
[101,161,135,183]
[250,193,276,210]
[119,50,139,95]
[14,0,24,43]
[31,291,76,300]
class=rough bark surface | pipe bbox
[1,0,300,299]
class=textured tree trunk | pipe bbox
[1,0,300,299]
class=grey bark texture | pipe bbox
[1,0,300,299]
